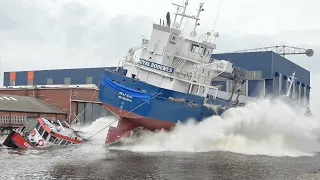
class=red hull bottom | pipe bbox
[104,104,175,145]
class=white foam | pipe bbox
[109,98,320,157]
[73,116,118,144]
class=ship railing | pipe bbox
[173,71,212,85]
[181,30,211,44]
[172,51,188,72]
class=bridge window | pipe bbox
[65,141,72,145]
[60,140,67,145]
[38,126,44,136]
[191,44,205,55]
[54,138,62,144]
[207,50,211,57]
[49,136,57,143]
[43,131,49,140]
[36,123,40,131]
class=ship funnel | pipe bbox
[166,12,171,27]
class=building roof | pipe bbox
[0,84,98,90]
[0,94,66,114]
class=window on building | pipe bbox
[27,79,34,85]
[64,77,71,85]
[86,77,93,84]
[9,80,15,86]
[246,71,262,79]
[228,80,246,96]
[47,78,53,85]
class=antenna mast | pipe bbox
[171,0,205,38]
[191,3,204,37]
[178,0,189,30]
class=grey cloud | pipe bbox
[0,0,319,89]
[0,0,153,72]
[0,13,16,30]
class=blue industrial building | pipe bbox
[211,51,310,105]
[3,67,116,87]
[2,51,311,105]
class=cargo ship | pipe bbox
[99,0,312,145]
[99,0,257,145]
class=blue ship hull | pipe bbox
[99,69,233,143]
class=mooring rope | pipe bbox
[86,91,162,140]
[66,80,101,124]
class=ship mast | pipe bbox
[171,0,204,37]
[191,3,204,37]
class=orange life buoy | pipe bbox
[38,139,44,146]
[31,129,37,136]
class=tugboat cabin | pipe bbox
[28,118,82,147]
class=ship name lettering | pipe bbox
[118,92,132,102]
[139,59,173,73]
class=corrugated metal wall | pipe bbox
[265,79,273,96]
[247,80,264,97]
[16,71,28,85]
[3,72,9,86]
[76,102,110,125]
[3,67,116,86]
[271,53,310,86]
[212,51,311,104]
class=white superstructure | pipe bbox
[117,0,254,104]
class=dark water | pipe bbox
[1,140,320,180]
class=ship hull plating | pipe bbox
[99,70,231,144]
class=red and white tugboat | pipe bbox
[2,117,83,149]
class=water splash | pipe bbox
[73,116,118,144]
[110,98,320,157]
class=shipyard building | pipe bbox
[0,94,67,134]
[211,51,310,105]
[2,51,310,107]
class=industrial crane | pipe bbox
[227,45,314,57]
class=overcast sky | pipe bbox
[0,0,319,107]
